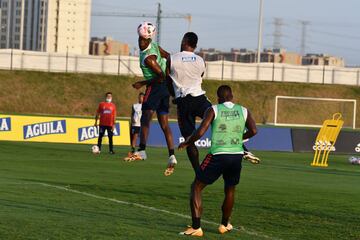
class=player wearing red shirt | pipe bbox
[94,92,117,154]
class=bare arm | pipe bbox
[94,106,100,126]
[178,107,214,149]
[113,106,117,129]
[243,110,257,140]
[159,46,170,59]
[166,56,175,97]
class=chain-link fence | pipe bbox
[0,49,359,86]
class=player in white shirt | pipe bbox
[129,92,144,155]
[168,32,212,171]
[168,32,260,168]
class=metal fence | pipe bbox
[0,49,359,86]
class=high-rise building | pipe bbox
[0,0,91,54]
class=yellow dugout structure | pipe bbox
[311,113,344,167]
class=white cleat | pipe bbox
[164,155,177,176]
[243,151,260,164]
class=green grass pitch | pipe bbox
[0,141,359,240]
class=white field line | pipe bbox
[5,181,279,240]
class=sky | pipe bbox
[91,0,360,66]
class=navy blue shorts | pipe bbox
[142,85,169,115]
[176,94,212,138]
[131,126,140,134]
[196,154,243,187]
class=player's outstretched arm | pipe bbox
[243,110,257,140]
[179,108,214,150]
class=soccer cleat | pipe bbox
[164,155,177,176]
[218,223,233,234]
[179,226,203,237]
[109,151,115,155]
[243,151,260,164]
[124,150,147,162]
[123,152,134,161]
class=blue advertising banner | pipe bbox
[146,122,293,152]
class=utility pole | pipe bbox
[256,0,264,63]
[156,3,162,44]
[273,18,283,49]
[300,20,310,56]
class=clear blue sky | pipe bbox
[91,0,360,66]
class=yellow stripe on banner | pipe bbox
[0,114,130,146]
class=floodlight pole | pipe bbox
[257,0,264,63]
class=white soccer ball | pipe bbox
[348,156,360,165]
[137,21,156,39]
[92,145,100,154]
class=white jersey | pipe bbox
[169,51,206,99]
[132,103,142,127]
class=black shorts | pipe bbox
[196,154,243,187]
[142,84,169,115]
[176,94,212,138]
[131,126,140,134]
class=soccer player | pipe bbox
[168,32,212,171]
[178,85,257,236]
[127,22,177,176]
[168,32,260,171]
[94,92,117,154]
[129,92,144,154]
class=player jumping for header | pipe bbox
[124,22,177,176]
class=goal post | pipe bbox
[274,96,357,129]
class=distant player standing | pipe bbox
[94,92,116,154]
[178,85,257,236]
[126,22,177,176]
[128,92,144,154]
[168,32,211,171]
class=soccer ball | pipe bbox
[92,145,100,154]
[348,156,360,165]
[137,22,156,39]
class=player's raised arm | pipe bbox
[243,110,257,140]
[179,107,214,150]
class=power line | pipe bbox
[308,29,360,40]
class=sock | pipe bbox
[138,143,146,151]
[192,217,201,229]
[221,217,229,226]
[168,149,175,157]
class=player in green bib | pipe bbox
[178,85,257,236]
[125,22,177,176]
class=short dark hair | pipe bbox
[183,32,198,48]
[217,85,232,99]
[105,92,112,96]
[139,92,145,96]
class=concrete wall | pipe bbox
[0,49,359,86]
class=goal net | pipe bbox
[274,96,357,129]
